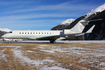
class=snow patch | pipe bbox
[12,46,55,67]
[59,19,75,25]
[39,45,49,46]
[40,46,68,53]
[41,49,55,53]
[42,66,69,70]
[86,4,105,18]
[26,50,33,53]
[0,46,19,47]
[12,48,43,66]
[0,48,8,62]
[99,62,105,66]
[70,47,85,50]
[0,28,11,32]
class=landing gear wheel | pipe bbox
[50,40,55,43]
[8,41,11,43]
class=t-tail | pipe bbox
[63,20,94,35]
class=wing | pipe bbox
[35,35,62,40]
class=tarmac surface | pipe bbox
[0,40,105,44]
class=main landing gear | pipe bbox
[50,40,55,43]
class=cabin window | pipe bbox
[42,32,43,34]
[28,32,29,34]
[47,32,48,34]
[30,32,32,34]
[36,32,37,34]
[22,32,24,34]
[25,32,27,34]
[19,32,21,34]
[33,32,35,34]
[45,32,46,34]
[39,32,40,34]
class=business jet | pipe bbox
[2,20,95,43]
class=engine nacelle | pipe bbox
[63,29,70,34]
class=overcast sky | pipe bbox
[0,0,105,30]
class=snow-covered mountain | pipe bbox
[85,4,105,19]
[84,4,105,40]
[0,28,11,32]
[51,19,75,30]
[59,19,75,25]
[51,4,105,40]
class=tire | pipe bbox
[50,40,55,43]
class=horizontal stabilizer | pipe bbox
[80,20,89,26]
[89,19,103,22]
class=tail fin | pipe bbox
[69,20,89,33]
[63,20,95,35]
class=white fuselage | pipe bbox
[2,30,62,40]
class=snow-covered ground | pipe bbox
[0,42,105,70]
[6,40,105,44]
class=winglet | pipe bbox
[86,25,95,33]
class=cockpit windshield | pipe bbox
[9,31,12,33]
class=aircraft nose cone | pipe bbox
[2,35,7,38]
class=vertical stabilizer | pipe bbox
[69,20,89,33]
